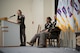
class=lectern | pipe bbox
[0,17,20,46]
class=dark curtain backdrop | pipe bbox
[54,0,59,23]
[55,0,59,14]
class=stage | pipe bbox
[0,46,80,53]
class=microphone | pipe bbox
[9,14,16,18]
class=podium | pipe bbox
[0,17,20,46]
[75,32,80,51]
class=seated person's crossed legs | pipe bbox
[27,31,49,47]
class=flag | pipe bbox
[57,0,75,32]
[61,0,69,29]
[57,0,67,31]
[72,0,80,30]
[57,0,71,31]
[67,0,75,32]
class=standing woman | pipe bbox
[17,10,26,46]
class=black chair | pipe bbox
[37,27,61,47]
[47,27,61,47]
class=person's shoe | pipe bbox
[20,44,23,46]
[20,43,26,46]
[27,42,33,46]
[38,44,46,48]
[38,45,46,48]
[23,44,26,46]
[23,43,26,46]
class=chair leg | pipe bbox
[50,39,52,45]
[37,38,39,46]
[49,39,50,45]
[48,39,50,46]
[57,38,60,47]
[50,39,53,46]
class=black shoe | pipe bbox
[38,46,46,48]
[23,43,26,46]
[20,43,26,46]
[22,44,26,46]
[38,44,46,48]
[27,42,33,46]
[20,44,23,46]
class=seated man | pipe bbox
[27,17,53,47]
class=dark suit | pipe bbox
[17,15,26,46]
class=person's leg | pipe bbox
[20,28,23,46]
[22,28,26,46]
[39,32,49,47]
[30,33,40,43]
[27,33,40,46]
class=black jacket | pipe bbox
[17,15,25,28]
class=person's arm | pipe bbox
[53,15,57,27]
[17,16,20,23]
[41,24,47,32]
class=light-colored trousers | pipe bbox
[30,31,49,46]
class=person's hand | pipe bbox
[17,20,21,23]
[44,29,48,32]
[54,15,56,19]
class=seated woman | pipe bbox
[27,17,53,47]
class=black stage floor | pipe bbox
[0,46,80,53]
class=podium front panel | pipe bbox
[1,20,20,46]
